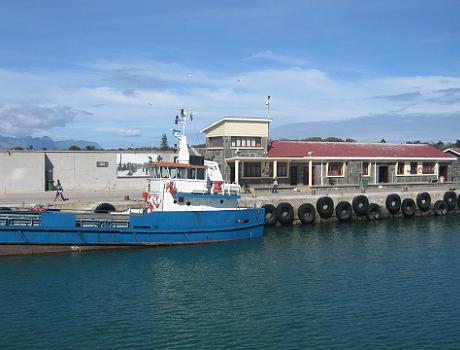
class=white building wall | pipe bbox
[0,151,177,193]
[0,152,45,193]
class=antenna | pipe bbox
[266,95,271,119]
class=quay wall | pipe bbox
[239,188,460,224]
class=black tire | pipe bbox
[386,193,401,215]
[297,203,316,224]
[433,200,448,216]
[416,192,431,212]
[401,198,416,217]
[316,196,334,219]
[352,195,369,216]
[443,191,457,211]
[0,207,12,212]
[262,204,278,226]
[335,201,352,222]
[277,202,294,225]
[95,203,116,213]
[457,195,460,210]
[366,203,382,220]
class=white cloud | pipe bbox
[0,60,459,144]
[0,104,90,136]
[111,128,142,137]
[244,50,310,67]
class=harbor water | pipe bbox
[1,216,460,349]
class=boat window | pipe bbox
[160,166,170,178]
[169,167,178,179]
[187,167,196,179]
[196,168,206,180]
[147,166,160,178]
[177,167,187,179]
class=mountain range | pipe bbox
[271,113,460,143]
[0,135,101,150]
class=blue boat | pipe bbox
[0,110,265,255]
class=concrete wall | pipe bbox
[0,152,45,193]
[0,150,176,193]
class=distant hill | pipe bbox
[0,135,102,150]
[271,113,460,143]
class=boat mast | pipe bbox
[174,109,191,164]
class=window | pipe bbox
[160,166,170,178]
[230,136,262,148]
[243,162,261,177]
[362,162,370,176]
[177,167,187,179]
[397,162,405,175]
[207,137,223,148]
[327,162,344,177]
[277,162,287,177]
[422,162,435,175]
[187,167,196,179]
[196,168,206,180]
[410,162,417,175]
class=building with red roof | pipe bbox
[201,117,458,188]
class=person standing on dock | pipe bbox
[272,177,279,193]
[54,179,67,201]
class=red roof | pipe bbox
[267,141,455,159]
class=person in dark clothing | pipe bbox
[54,179,67,201]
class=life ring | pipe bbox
[443,191,457,211]
[335,201,352,222]
[262,204,278,226]
[366,203,382,220]
[352,195,369,216]
[416,192,431,212]
[297,203,316,224]
[316,196,334,219]
[433,200,448,216]
[385,194,401,215]
[401,198,416,217]
[276,202,294,225]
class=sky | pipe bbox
[0,0,459,147]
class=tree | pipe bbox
[27,145,34,150]
[68,145,81,151]
[86,145,96,151]
[380,139,386,143]
[160,133,169,150]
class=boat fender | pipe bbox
[352,195,369,216]
[416,192,431,212]
[366,203,382,220]
[297,203,316,224]
[316,196,334,219]
[443,191,457,211]
[335,201,352,222]
[385,194,401,215]
[401,198,416,217]
[262,204,278,226]
[276,202,294,225]
[433,200,448,216]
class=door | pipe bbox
[303,166,315,186]
[378,166,389,183]
[290,166,298,185]
[439,165,448,181]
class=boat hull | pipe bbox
[0,209,265,256]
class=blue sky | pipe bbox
[0,0,459,147]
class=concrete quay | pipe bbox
[239,183,460,224]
